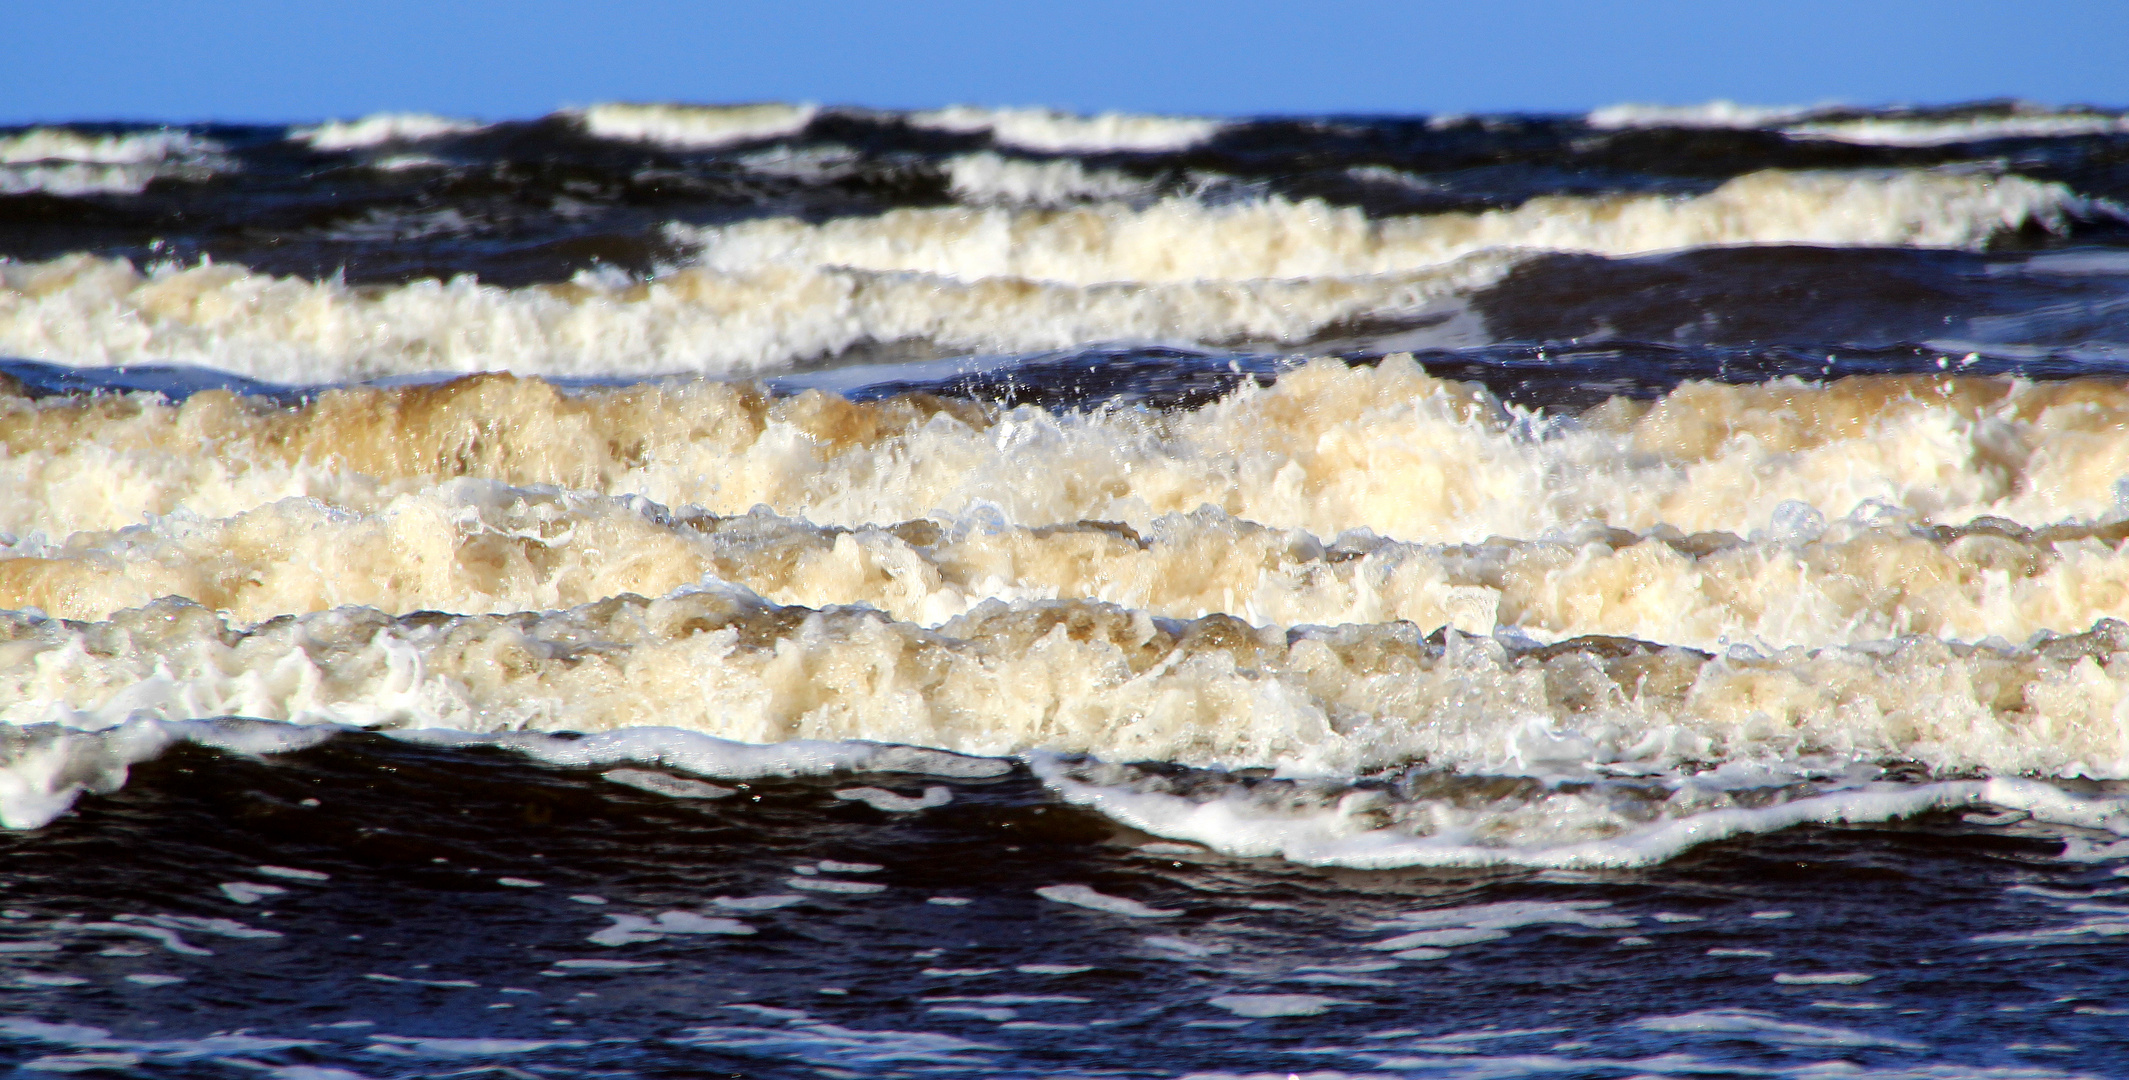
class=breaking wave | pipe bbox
[292,112,485,150]
[908,106,1224,152]
[568,102,821,149]
[1,169,2108,379]
[0,127,228,196]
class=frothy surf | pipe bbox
[906,106,1224,152]
[291,113,485,150]
[1588,100,2129,146]
[568,102,823,149]
[4,169,2107,379]
[14,482,2129,653]
[0,127,228,197]
[5,585,2129,861]
[673,169,2100,285]
[264,102,1226,156]
[8,358,2129,546]
[5,356,2129,863]
[4,101,2129,889]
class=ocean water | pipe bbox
[2,98,2129,1077]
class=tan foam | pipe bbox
[6,359,2129,549]
[13,489,2129,653]
[6,593,2129,778]
[0,251,1509,380]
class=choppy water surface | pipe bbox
[2,99,2129,1077]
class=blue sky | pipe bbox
[4,0,2123,125]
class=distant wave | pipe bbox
[292,112,484,150]
[943,152,1159,205]
[1586,100,1837,130]
[1,169,2110,379]
[908,105,1224,152]
[1590,99,2129,146]
[568,102,821,149]
[675,169,2111,285]
[0,126,228,196]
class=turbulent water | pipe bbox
[2,98,2129,1077]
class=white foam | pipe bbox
[218,882,286,904]
[1144,935,1228,956]
[784,877,886,894]
[0,719,327,829]
[0,129,221,166]
[571,103,818,149]
[364,973,477,988]
[254,865,330,882]
[367,1035,584,1056]
[127,913,280,940]
[0,721,178,829]
[6,169,2101,379]
[1035,885,1179,918]
[0,250,1503,379]
[401,728,1010,782]
[0,163,184,197]
[0,1019,321,1061]
[22,1052,145,1071]
[0,713,999,832]
[80,922,210,956]
[926,994,1091,1004]
[602,769,735,799]
[0,128,226,196]
[1384,900,1633,932]
[1972,917,2129,944]
[293,114,484,151]
[1344,165,1443,194]
[1587,100,2129,146]
[928,1005,1014,1021]
[1367,928,1506,950]
[710,895,805,911]
[1633,1009,1923,1050]
[1586,101,1836,130]
[672,1009,998,1064]
[1036,759,2129,870]
[677,170,2102,286]
[1786,111,2129,146]
[1206,993,1352,1018]
[737,144,862,182]
[834,786,952,812]
[944,153,1156,206]
[588,911,752,946]
[909,106,1223,152]
[1362,903,1626,954]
